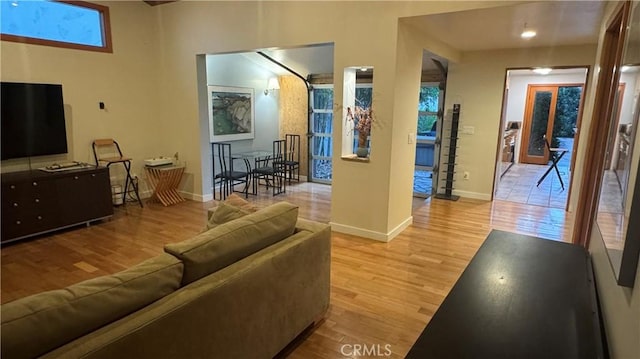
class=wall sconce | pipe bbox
[264,77,280,95]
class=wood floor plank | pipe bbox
[1,183,573,357]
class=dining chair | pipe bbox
[252,140,286,196]
[212,142,249,200]
[92,138,143,207]
[284,134,301,184]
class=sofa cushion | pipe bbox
[165,201,299,285]
[1,253,183,359]
[221,193,258,212]
[205,202,252,230]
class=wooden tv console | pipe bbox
[1,166,113,244]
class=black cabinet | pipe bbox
[1,167,113,244]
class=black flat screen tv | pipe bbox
[1,82,68,160]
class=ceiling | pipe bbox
[406,1,606,52]
[221,1,608,77]
[509,68,589,77]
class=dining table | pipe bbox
[231,150,273,195]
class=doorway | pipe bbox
[413,83,442,197]
[494,68,588,209]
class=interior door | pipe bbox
[520,86,558,164]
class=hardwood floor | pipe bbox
[0,182,574,358]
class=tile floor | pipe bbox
[496,162,570,209]
[496,138,573,209]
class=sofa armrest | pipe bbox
[296,218,330,234]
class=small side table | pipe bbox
[145,164,185,206]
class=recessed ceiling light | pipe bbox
[532,68,552,75]
[621,65,630,72]
[360,67,368,72]
[521,22,536,39]
[521,30,537,39]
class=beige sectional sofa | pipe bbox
[1,202,331,359]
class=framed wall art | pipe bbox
[208,85,255,142]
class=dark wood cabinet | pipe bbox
[1,167,113,244]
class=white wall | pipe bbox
[506,71,588,163]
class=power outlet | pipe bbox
[463,171,470,180]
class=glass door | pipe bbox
[521,86,556,165]
[521,85,583,165]
[310,85,333,183]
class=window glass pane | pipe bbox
[527,91,553,157]
[1,0,104,47]
[312,159,332,181]
[417,114,438,135]
[313,88,333,110]
[313,136,333,157]
[313,113,333,133]
[355,87,372,108]
[418,86,439,112]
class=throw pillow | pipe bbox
[165,202,299,285]
[223,193,258,212]
[205,202,252,230]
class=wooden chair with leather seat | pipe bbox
[92,139,143,207]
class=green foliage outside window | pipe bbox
[418,87,439,112]
[553,86,582,139]
[417,86,439,135]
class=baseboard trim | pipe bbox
[388,216,413,240]
[451,190,491,201]
[179,190,212,202]
[330,216,413,242]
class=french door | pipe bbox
[520,84,583,165]
[521,86,558,164]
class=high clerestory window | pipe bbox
[0,0,112,53]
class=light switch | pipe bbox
[462,126,475,135]
[408,132,415,144]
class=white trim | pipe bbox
[387,216,413,240]
[329,216,413,242]
[179,190,213,202]
[452,190,491,201]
